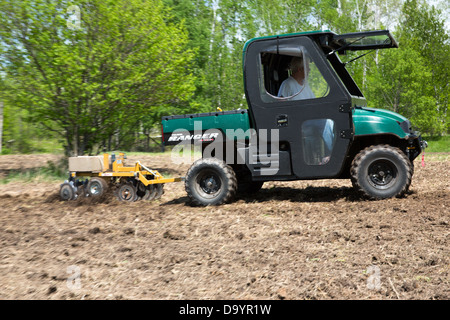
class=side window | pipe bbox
[308,61,330,98]
[302,119,336,165]
[258,46,329,103]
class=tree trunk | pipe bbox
[73,126,79,156]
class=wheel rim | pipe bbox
[89,181,102,196]
[195,170,222,199]
[119,185,135,201]
[367,159,397,189]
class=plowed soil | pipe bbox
[0,153,448,300]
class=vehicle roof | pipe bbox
[243,29,398,53]
[243,30,335,52]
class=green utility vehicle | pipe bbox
[162,30,427,206]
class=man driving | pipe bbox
[277,55,314,100]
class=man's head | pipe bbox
[289,56,304,74]
[289,54,310,83]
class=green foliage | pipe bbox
[0,98,63,154]
[422,135,450,153]
[0,160,68,184]
[0,0,196,155]
[0,0,448,155]
[366,47,444,134]
[395,0,448,134]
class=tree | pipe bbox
[0,0,196,155]
[0,100,3,154]
[364,0,449,135]
[398,0,449,134]
[162,0,215,114]
[366,48,442,134]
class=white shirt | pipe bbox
[277,76,315,100]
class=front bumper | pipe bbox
[406,133,427,161]
[399,120,427,161]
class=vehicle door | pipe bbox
[243,35,353,179]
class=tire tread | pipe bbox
[350,144,413,199]
[185,158,237,206]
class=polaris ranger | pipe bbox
[162,30,427,206]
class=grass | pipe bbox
[0,160,68,184]
[1,138,64,155]
[422,135,450,153]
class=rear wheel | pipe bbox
[60,182,76,201]
[351,145,412,199]
[185,158,237,206]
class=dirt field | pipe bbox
[0,152,448,300]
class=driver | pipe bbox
[277,55,314,100]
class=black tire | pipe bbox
[117,182,137,202]
[185,158,237,206]
[87,177,109,197]
[351,145,413,199]
[60,182,76,201]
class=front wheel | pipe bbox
[185,158,237,206]
[350,145,413,199]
